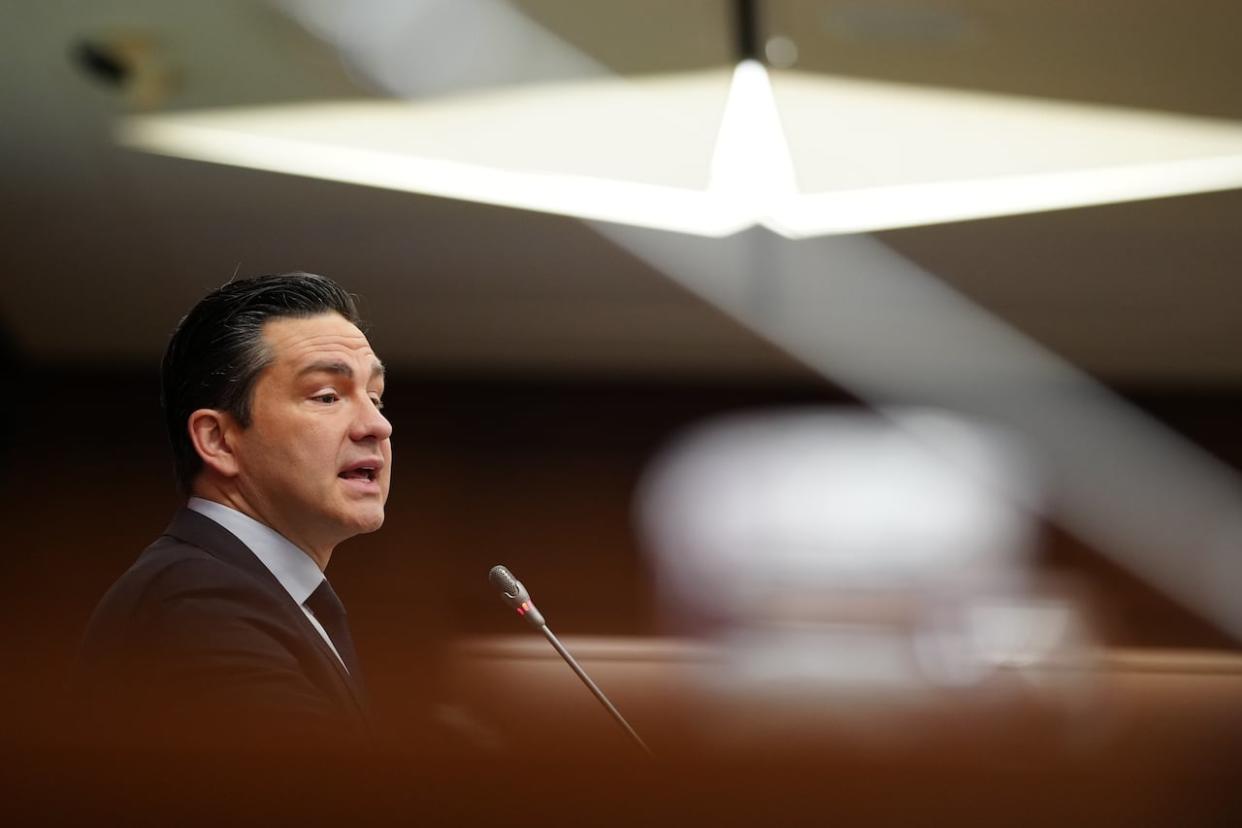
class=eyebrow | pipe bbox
[298,359,386,381]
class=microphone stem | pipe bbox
[539,625,653,758]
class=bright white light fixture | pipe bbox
[118,61,1242,237]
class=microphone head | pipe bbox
[488,565,526,602]
[488,564,545,627]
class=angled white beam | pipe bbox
[594,223,1242,639]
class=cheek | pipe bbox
[247,408,346,478]
[283,423,337,460]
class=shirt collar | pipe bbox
[187,497,325,606]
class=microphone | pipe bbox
[488,564,652,758]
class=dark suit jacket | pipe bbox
[76,508,371,752]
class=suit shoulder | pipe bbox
[84,534,282,636]
[140,539,268,597]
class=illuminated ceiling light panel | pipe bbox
[768,72,1242,236]
[118,62,1242,237]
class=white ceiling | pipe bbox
[3,0,1241,385]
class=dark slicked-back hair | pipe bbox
[161,272,362,492]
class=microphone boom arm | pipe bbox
[488,565,653,758]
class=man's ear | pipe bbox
[187,409,241,478]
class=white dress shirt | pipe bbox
[187,497,349,672]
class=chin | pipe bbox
[350,508,386,535]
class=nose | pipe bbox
[352,395,393,442]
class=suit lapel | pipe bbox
[161,508,370,719]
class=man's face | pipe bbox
[230,312,393,556]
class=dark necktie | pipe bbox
[306,579,364,688]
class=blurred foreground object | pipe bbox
[638,407,1095,746]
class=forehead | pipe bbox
[261,312,379,372]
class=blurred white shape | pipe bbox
[639,408,1039,620]
[636,407,1093,694]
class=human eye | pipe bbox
[311,391,340,405]
[369,394,385,410]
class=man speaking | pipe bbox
[76,272,392,752]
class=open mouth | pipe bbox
[339,467,378,483]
